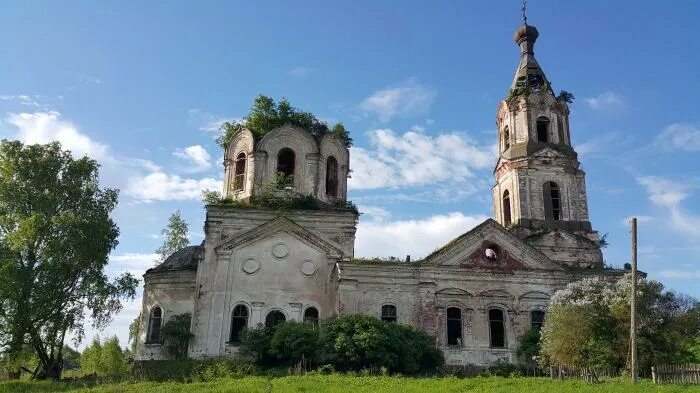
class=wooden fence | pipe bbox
[652,364,700,385]
[549,364,621,383]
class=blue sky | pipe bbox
[1,1,699,348]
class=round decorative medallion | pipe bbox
[242,258,260,274]
[300,261,316,277]
[271,243,289,259]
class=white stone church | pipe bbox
[136,20,622,366]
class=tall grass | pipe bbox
[1,375,698,393]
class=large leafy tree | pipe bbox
[0,140,137,380]
[155,210,189,263]
[540,275,700,373]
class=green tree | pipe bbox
[155,210,190,263]
[239,325,274,364]
[269,321,319,366]
[161,313,193,359]
[0,140,137,380]
[217,95,352,149]
[100,336,128,376]
[79,337,103,375]
[128,314,141,354]
[540,275,699,373]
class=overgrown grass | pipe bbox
[1,375,699,393]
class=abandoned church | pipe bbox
[135,19,624,366]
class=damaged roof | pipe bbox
[146,245,203,275]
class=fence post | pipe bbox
[651,366,656,384]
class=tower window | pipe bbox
[531,310,545,330]
[381,304,397,323]
[265,310,286,328]
[502,190,512,227]
[446,307,462,346]
[536,117,550,143]
[557,119,565,144]
[276,148,295,185]
[234,152,246,191]
[488,308,506,348]
[325,156,338,198]
[543,181,562,221]
[303,307,319,330]
[147,306,163,344]
[229,304,249,343]
[503,126,510,150]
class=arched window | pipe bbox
[381,305,397,323]
[557,119,565,144]
[265,310,286,328]
[488,308,506,348]
[531,310,545,330]
[536,117,549,143]
[303,307,319,330]
[325,156,338,198]
[229,304,249,343]
[234,152,247,191]
[543,181,562,221]
[147,306,163,344]
[502,190,512,227]
[503,126,510,150]
[446,307,462,346]
[276,148,295,184]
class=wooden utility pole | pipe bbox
[631,217,638,384]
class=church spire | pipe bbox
[510,7,552,95]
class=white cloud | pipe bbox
[619,215,654,226]
[359,78,436,122]
[125,172,222,202]
[657,270,700,279]
[349,127,495,190]
[584,91,625,110]
[355,212,489,259]
[289,66,312,78]
[174,145,213,172]
[109,252,159,278]
[655,123,700,152]
[187,108,238,133]
[0,94,43,107]
[3,111,108,158]
[637,176,700,239]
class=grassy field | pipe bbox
[1,375,700,393]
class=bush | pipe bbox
[269,321,320,366]
[161,313,193,359]
[320,315,443,374]
[483,360,521,377]
[517,327,542,363]
[239,324,274,364]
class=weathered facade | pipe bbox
[136,20,622,366]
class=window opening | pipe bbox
[326,156,338,198]
[229,304,249,343]
[147,306,163,343]
[234,152,246,191]
[303,307,319,330]
[489,308,506,348]
[265,310,286,328]
[381,305,397,323]
[446,307,462,346]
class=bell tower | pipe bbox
[492,16,603,268]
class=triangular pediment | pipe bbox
[525,229,599,250]
[423,219,563,271]
[214,216,343,259]
[532,146,567,158]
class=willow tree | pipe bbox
[0,140,137,380]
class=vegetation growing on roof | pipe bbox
[557,90,575,104]
[217,95,353,149]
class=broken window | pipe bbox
[265,310,286,328]
[303,307,319,330]
[229,304,249,343]
[543,181,562,221]
[446,307,462,346]
[536,117,549,143]
[502,190,512,226]
[531,310,545,330]
[325,156,338,198]
[488,308,506,348]
[381,304,397,323]
[234,152,246,191]
[503,126,510,150]
[276,148,295,185]
[147,306,163,344]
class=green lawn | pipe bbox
[1,375,699,393]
